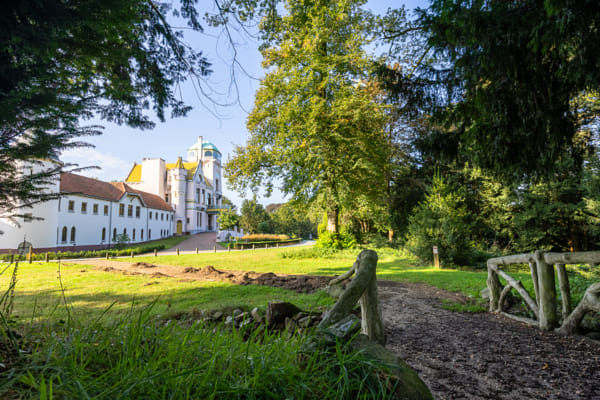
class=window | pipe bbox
[132,229,136,240]
[102,228,106,241]
[68,200,75,212]
[119,204,124,216]
[127,205,133,217]
[197,212,201,226]
[81,202,87,213]
[135,206,140,218]
[165,194,169,203]
[186,217,190,224]
[93,204,99,214]
[61,227,68,243]
[149,211,152,219]
[161,213,164,221]
[149,229,151,239]
[141,229,144,240]
[216,178,219,191]
[171,214,173,221]
[70,227,76,242]
[113,228,117,240]
[104,205,109,215]
[196,189,200,203]
[123,228,127,236]
[24,213,33,222]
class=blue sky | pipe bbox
[61,0,428,209]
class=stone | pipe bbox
[321,314,361,342]
[326,284,345,299]
[250,307,262,322]
[212,311,224,320]
[266,301,303,325]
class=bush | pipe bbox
[316,231,357,250]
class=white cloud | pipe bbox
[60,148,133,182]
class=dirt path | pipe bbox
[379,281,600,400]
[73,260,600,399]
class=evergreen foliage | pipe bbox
[406,173,474,266]
[1,0,211,220]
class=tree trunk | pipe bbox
[326,206,339,233]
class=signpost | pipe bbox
[433,246,440,269]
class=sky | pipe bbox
[61,0,429,209]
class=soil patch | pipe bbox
[74,260,331,293]
[70,259,600,399]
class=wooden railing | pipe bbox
[487,250,600,334]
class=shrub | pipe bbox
[316,231,357,250]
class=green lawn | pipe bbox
[0,261,333,324]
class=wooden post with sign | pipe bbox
[433,246,440,269]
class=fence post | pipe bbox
[45,252,49,263]
[252,244,255,251]
[177,248,180,256]
[535,251,558,330]
[154,249,157,257]
[106,251,109,260]
[29,246,33,264]
[214,245,216,253]
[486,262,502,312]
[131,250,134,258]
[196,247,199,254]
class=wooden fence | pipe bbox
[487,250,600,334]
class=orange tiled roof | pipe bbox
[60,172,173,212]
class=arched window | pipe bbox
[61,227,67,243]
[102,228,106,241]
[123,228,127,236]
[132,229,136,240]
[70,227,76,242]
[113,228,117,241]
[141,229,144,240]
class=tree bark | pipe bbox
[326,206,339,233]
[529,261,540,307]
[487,261,502,312]
[319,250,385,345]
[535,250,558,330]
[554,263,572,320]
[558,282,600,335]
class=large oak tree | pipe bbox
[225,0,390,233]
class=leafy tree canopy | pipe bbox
[1,0,213,218]
[225,0,391,232]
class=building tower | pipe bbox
[170,157,187,235]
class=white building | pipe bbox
[0,137,226,253]
[0,169,174,253]
[124,136,226,235]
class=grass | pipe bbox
[0,262,332,324]
[2,245,598,399]
[1,302,403,399]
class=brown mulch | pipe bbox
[72,259,600,399]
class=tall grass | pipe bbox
[1,301,401,399]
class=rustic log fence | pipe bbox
[487,250,600,334]
[320,249,386,345]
